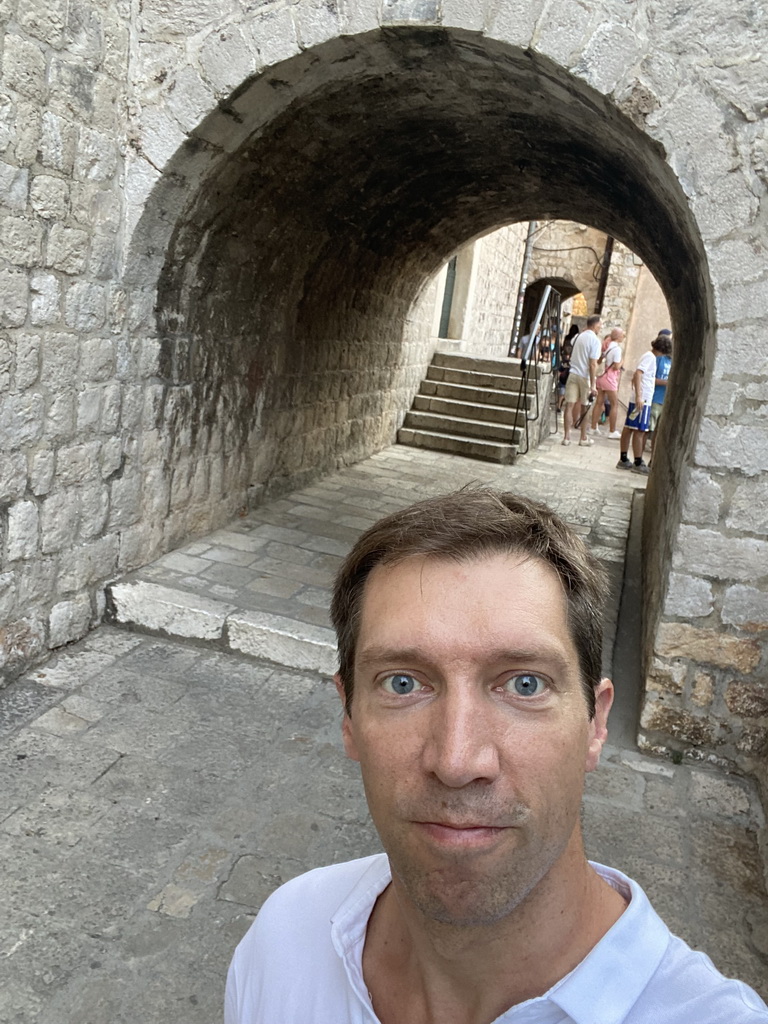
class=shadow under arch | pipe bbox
[125,24,714,684]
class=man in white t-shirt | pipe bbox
[562,314,601,446]
[225,490,768,1024]
[616,335,667,474]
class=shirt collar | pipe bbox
[546,862,671,1024]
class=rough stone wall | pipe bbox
[601,239,642,331]
[0,0,765,807]
[460,224,527,356]
[0,0,131,674]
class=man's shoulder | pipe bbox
[244,853,387,936]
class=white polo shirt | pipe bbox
[225,853,768,1023]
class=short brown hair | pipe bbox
[330,489,606,718]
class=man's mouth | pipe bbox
[415,821,510,848]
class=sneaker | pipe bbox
[631,461,650,474]
[607,430,622,439]
[561,438,571,446]
[616,459,632,470]
[578,438,594,447]
[587,426,600,436]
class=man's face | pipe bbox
[337,552,612,928]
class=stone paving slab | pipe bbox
[1,630,766,1023]
[107,434,641,682]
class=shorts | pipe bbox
[564,373,590,406]
[625,401,652,432]
[650,402,664,431]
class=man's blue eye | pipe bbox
[507,674,547,697]
[383,674,418,695]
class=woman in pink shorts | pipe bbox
[590,330,624,437]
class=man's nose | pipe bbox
[422,690,501,788]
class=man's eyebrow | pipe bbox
[355,644,574,671]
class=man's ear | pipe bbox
[334,674,359,762]
[586,678,613,773]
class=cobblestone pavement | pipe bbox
[2,434,767,1022]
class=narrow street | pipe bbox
[2,435,766,1022]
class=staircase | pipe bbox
[397,351,532,464]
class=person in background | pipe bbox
[557,341,572,411]
[646,332,672,462]
[616,335,666,474]
[589,327,625,438]
[562,314,601,446]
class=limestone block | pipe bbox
[79,480,109,538]
[728,477,768,533]
[674,524,768,581]
[722,585,768,632]
[109,579,234,640]
[664,573,714,618]
[0,572,17,621]
[0,336,10,390]
[645,657,685,696]
[77,387,102,432]
[696,419,768,476]
[0,616,46,672]
[91,74,120,135]
[293,1,343,48]
[137,107,187,171]
[440,0,486,30]
[56,441,102,487]
[44,391,75,441]
[249,6,300,67]
[108,469,142,528]
[704,380,738,417]
[30,274,62,326]
[139,0,236,39]
[707,238,765,288]
[656,622,761,673]
[0,161,28,211]
[48,58,95,120]
[0,215,43,266]
[339,0,380,34]
[725,680,768,720]
[227,609,337,675]
[199,25,259,98]
[0,392,44,447]
[74,127,118,183]
[58,534,118,592]
[690,772,751,818]
[40,111,76,174]
[0,268,29,326]
[0,452,27,502]
[680,468,721,526]
[18,557,57,606]
[0,94,15,152]
[14,102,41,166]
[28,449,54,496]
[40,488,81,553]
[120,384,143,429]
[690,172,758,242]
[6,500,38,560]
[381,0,439,23]
[101,383,121,433]
[691,672,714,708]
[47,223,89,274]
[162,66,215,136]
[30,175,70,220]
[572,22,640,95]
[99,436,122,479]
[639,701,715,747]
[80,337,114,382]
[529,0,592,64]
[49,596,92,649]
[64,280,107,331]
[41,331,79,388]
[3,35,47,101]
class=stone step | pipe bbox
[426,365,526,389]
[419,379,534,410]
[432,350,522,377]
[106,578,337,675]
[412,393,528,426]
[397,427,517,464]
[403,409,523,444]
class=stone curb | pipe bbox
[105,579,337,676]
